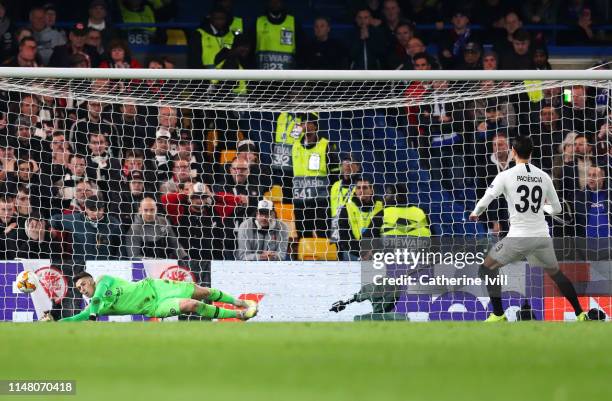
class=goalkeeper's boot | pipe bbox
[238,300,258,321]
[576,312,590,322]
[484,313,507,323]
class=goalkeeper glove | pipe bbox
[330,300,350,313]
[89,314,97,321]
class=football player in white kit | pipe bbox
[470,136,588,322]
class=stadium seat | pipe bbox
[264,185,283,203]
[298,238,338,261]
[166,29,187,45]
[219,149,237,164]
[274,202,298,240]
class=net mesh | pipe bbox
[0,73,610,322]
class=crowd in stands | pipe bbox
[0,0,610,272]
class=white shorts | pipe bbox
[488,237,559,270]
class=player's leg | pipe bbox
[151,298,256,320]
[528,240,587,320]
[191,285,251,309]
[479,238,525,321]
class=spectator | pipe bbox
[214,158,262,258]
[119,149,147,187]
[575,166,612,238]
[126,197,187,260]
[213,33,253,88]
[213,0,244,35]
[144,128,173,186]
[50,195,123,264]
[236,139,272,190]
[159,156,196,195]
[15,215,63,260]
[69,100,116,156]
[436,8,479,69]
[9,114,44,161]
[552,131,577,188]
[5,159,53,217]
[386,21,416,69]
[176,139,206,181]
[118,170,149,231]
[530,104,563,172]
[303,16,348,70]
[114,102,148,151]
[482,50,499,70]
[291,112,339,238]
[0,141,16,182]
[349,8,387,70]
[177,182,224,279]
[380,0,403,48]
[558,6,601,45]
[494,10,523,54]
[53,154,88,209]
[561,133,594,201]
[499,29,533,69]
[0,196,17,259]
[99,38,142,68]
[117,0,157,45]
[188,7,232,69]
[561,85,601,137]
[64,179,97,213]
[336,177,383,261]
[532,45,551,70]
[454,41,482,70]
[87,0,117,49]
[14,185,33,227]
[2,36,39,67]
[417,80,465,195]
[84,132,122,193]
[49,22,100,68]
[254,0,303,70]
[41,131,72,187]
[29,6,66,65]
[149,106,180,144]
[235,199,289,261]
[86,28,104,57]
[330,153,361,219]
[475,132,515,235]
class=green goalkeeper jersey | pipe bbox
[60,275,157,321]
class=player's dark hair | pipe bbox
[512,135,533,159]
[73,271,93,284]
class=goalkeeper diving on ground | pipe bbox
[469,136,588,322]
[41,272,258,322]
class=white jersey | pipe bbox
[473,162,562,237]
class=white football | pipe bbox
[16,270,39,294]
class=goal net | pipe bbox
[0,68,611,322]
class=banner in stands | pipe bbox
[210,261,371,322]
[1,260,611,322]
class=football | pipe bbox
[16,270,38,294]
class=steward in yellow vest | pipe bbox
[291,112,339,238]
[189,8,235,69]
[118,0,156,45]
[336,177,383,261]
[367,184,431,238]
[330,153,361,218]
[213,33,250,95]
[254,1,302,69]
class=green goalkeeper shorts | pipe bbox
[148,279,196,318]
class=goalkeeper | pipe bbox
[43,272,258,321]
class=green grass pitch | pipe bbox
[1,322,611,401]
